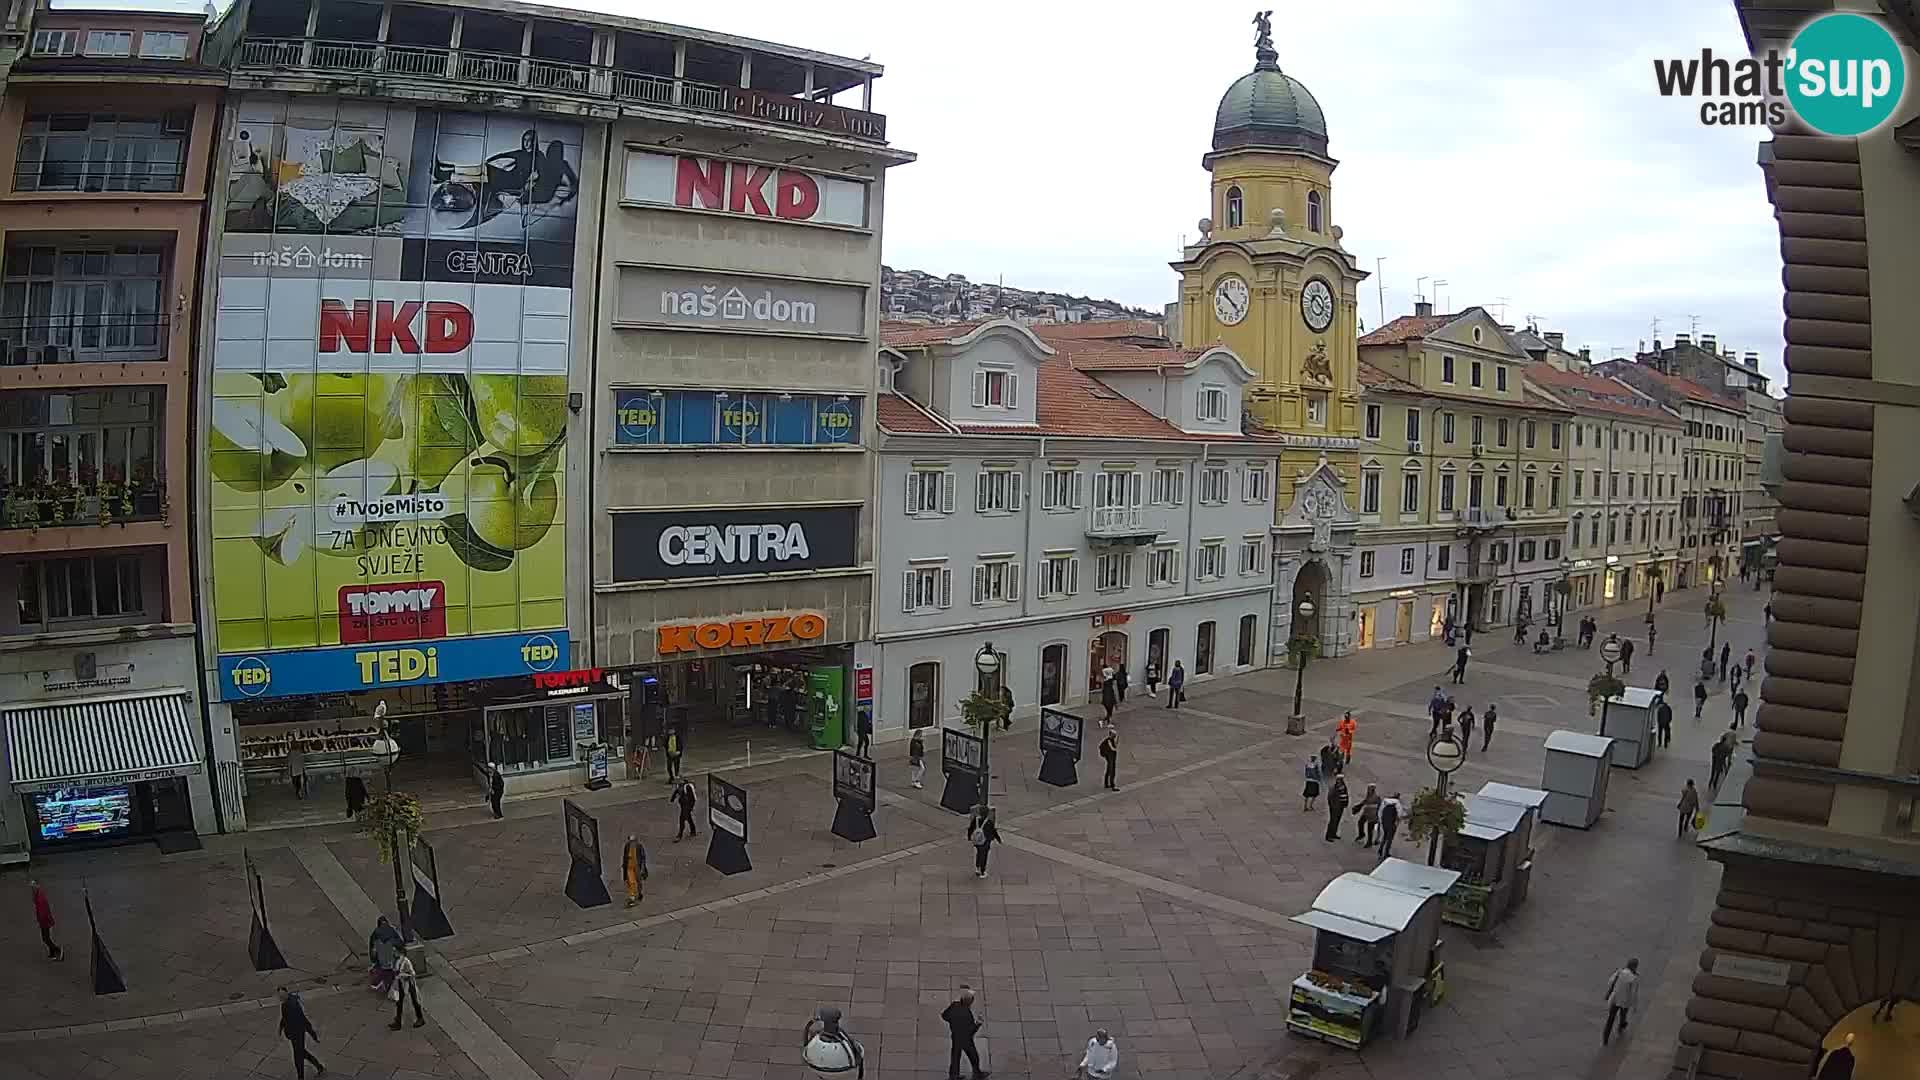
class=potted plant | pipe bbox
[1404,785,1467,845]
[1587,670,1626,717]
[363,790,423,863]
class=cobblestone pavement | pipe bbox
[0,584,1773,1080]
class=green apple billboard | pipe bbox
[210,99,581,700]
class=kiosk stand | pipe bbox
[1541,730,1613,828]
[1287,859,1460,1049]
[1598,687,1661,768]
[1475,782,1548,908]
[1439,793,1534,931]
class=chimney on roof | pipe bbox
[1744,351,1760,370]
[1700,333,1717,353]
[1544,331,1564,350]
[1414,299,1434,317]
[1676,332,1691,347]
[1578,346,1591,363]
[1652,338,1662,352]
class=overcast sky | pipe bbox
[559,0,1782,383]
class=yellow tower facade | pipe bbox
[1171,13,1371,660]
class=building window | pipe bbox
[1471,415,1484,446]
[1040,467,1082,512]
[1570,516,1583,549]
[1574,424,1584,448]
[1522,473,1536,508]
[1405,408,1422,443]
[1489,541,1509,564]
[902,564,952,613]
[1436,544,1451,570]
[1551,423,1562,450]
[975,467,1023,513]
[1525,420,1537,448]
[1401,472,1420,514]
[1196,621,1217,675]
[1624,514,1634,542]
[1628,473,1637,498]
[1197,384,1229,422]
[1441,412,1455,444]
[16,553,146,628]
[1037,553,1079,598]
[1608,514,1618,543]
[1094,550,1132,591]
[83,30,133,57]
[1306,394,1326,425]
[1609,472,1619,498]
[1496,417,1510,447]
[2,243,168,361]
[1243,465,1271,503]
[1359,550,1376,578]
[1361,470,1381,514]
[1199,465,1230,504]
[1612,428,1620,450]
[971,558,1020,605]
[1439,472,1455,511]
[1471,360,1483,388]
[138,31,189,59]
[1468,473,1484,509]
[1306,191,1323,233]
[1591,517,1601,545]
[1364,404,1381,439]
[30,29,79,56]
[1400,548,1416,575]
[908,661,940,728]
[1094,469,1142,518]
[1149,466,1184,507]
[1237,614,1259,667]
[0,388,164,516]
[1239,536,1267,575]
[1574,471,1584,499]
[1441,355,1456,383]
[1545,538,1561,560]
[1592,470,1601,497]
[1495,473,1509,507]
[1519,540,1536,562]
[1225,186,1243,228]
[1496,366,1509,392]
[972,368,1018,409]
[905,468,954,517]
[1195,540,1228,581]
[1146,545,1180,587]
[1549,474,1561,508]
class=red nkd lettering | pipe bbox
[775,170,820,220]
[728,163,775,217]
[673,156,727,210]
[318,300,474,354]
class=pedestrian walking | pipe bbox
[1166,661,1186,708]
[909,729,927,789]
[673,778,698,841]
[1378,793,1402,859]
[1729,664,1744,696]
[344,774,367,820]
[1324,770,1349,842]
[1719,642,1731,683]
[855,707,873,759]
[1619,637,1635,676]
[1647,622,1658,652]
[1654,669,1670,696]
[1428,687,1446,739]
[1601,958,1639,1045]
[1731,688,1750,727]
[1764,601,1773,622]
[1318,737,1341,780]
[1101,671,1118,723]
[1114,665,1129,705]
[388,951,425,1030]
[30,880,61,961]
[1744,649,1757,677]
[1078,1028,1119,1080]
[941,986,987,1080]
[967,807,1000,879]
[488,763,505,819]
[1144,661,1160,698]
[1694,678,1708,719]
[665,729,683,781]
[287,742,308,799]
[367,915,402,992]
[1099,728,1119,791]
[1709,730,1733,790]
[1353,783,1381,847]
[622,835,648,908]
[1481,703,1498,751]
[1336,711,1357,765]
[999,684,1015,730]
[1458,707,1475,751]
[1656,697,1674,748]
[1814,1032,1858,1079]
[1302,757,1321,811]
[277,987,327,1078]
[1451,645,1470,684]
[1677,779,1701,839]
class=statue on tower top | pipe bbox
[1252,10,1278,69]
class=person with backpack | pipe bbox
[967,807,1000,879]
[1099,727,1119,790]
[665,728,684,781]
[1694,678,1709,720]
[673,778,698,841]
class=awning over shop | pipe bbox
[4,689,201,792]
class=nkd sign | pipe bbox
[616,266,867,338]
[622,151,869,229]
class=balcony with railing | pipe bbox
[1086,505,1161,546]
[1,240,174,366]
[0,386,168,534]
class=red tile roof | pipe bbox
[875,392,955,434]
[1029,319,1167,343]
[1358,312,1458,346]
[1357,362,1419,394]
[1522,363,1679,423]
[1596,361,1739,409]
[1046,337,1207,372]
[879,320,992,347]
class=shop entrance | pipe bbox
[908,661,939,729]
[1088,631,1127,692]
[1396,601,1415,644]
[1356,609,1375,650]
[632,645,851,778]
[1146,628,1169,681]
[1039,644,1066,707]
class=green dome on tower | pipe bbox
[1212,12,1328,155]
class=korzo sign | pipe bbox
[612,506,859,583]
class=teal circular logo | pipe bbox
[1786,14,1907,136]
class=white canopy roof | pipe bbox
[1545,730,1614,758]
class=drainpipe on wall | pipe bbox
[1022,436,1044,623]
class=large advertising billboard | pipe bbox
[208,97,581,700]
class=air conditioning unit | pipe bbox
[1470,442,1485,457]
[1407,439,1423,454]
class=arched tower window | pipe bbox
[1307,191,1324,233]
[1225,186,1243,228]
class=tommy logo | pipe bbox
[339,581,447,644]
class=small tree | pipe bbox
[1587,671,1626,717]
[364,790,423,864]
[1705,593,1728,650]
[959,688,1010,733]
[1405,786,1467,844]
[1287,633,1319,671]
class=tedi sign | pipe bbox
[612,505,859,582]
[623,151,870,229]
[1652,13,1907,135]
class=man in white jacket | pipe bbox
[1079,1028,1119,1079]
[1602,957,1639,1045]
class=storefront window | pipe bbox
[1195,620,1216,675]
[485,701,604,771]
[1237,614,1258,666]
[908,661,938,729]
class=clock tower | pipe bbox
[1171,11,1369,660]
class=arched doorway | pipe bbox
[1039,644,1066,707]
[1291,559,1329,646]
[1088,631,1127,693]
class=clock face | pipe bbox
[1301,277,1336,333]
[1213,275,1250,326]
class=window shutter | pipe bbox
[905,470,921,513]
[1131,471,1144,508]
[938,567,953,609]
[1005,372,1019,409]
[972,369,987,407]
[1006,563,1020,601]
[1171,549,1183,582]
[975,471,990,512]
[1072,470,1084,509]
[1068,557,1080,596]
[1008,470,1023,510]
[972,564,986,605]
[940,471,956,514]
[902,570,917,613]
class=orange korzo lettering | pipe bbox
[764,616,792,644]
[731,620,767,647]
[657,624,696,654]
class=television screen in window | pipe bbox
[33,786,133,841]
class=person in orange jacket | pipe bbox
[1336,711,1357,767]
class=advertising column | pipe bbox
[203,99,583,808]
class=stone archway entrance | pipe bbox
[1291,559,1329,646]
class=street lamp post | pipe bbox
[1286,599,1317,736]
[1597,637,1623,737]
[1554,559,1574,649]
[1645,558,1663,651]
[1425,724,1465,866]
[368,719,413,943]
[974,642,1001,814]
